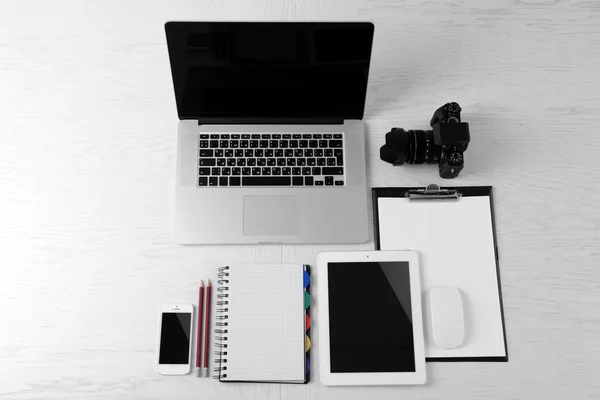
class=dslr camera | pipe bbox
[380,102,470,179]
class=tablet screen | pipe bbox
[327,262,415,373]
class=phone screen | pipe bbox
[159,312,192,364]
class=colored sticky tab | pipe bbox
[305,314,311,330]
[303,270,310,288]
[304,291,311,309]
[306,358,311,374]
[305,335,311,351]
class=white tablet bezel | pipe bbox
[317,250,426,386]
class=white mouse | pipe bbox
[429,286,465,349]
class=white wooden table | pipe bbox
[2,0,600,398]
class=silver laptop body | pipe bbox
[166,22,374,244]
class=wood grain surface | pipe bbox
[1,0,600,398]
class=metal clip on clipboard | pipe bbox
[406,184,462,201]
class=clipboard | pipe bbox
[373,184,508,362]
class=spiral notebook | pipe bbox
[214,264,311,383]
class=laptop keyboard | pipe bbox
[198,133,345,187]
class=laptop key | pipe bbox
[232,168,241,175]
[244,149,253,157]
[277,158,286,166]
[324,134,333,139]
[302,167,311,175]
[265,149,274,157]
[269,140,278,148]
[230,177,241,186]
[242,167,251,175]
[222,167,231,176]
[217,159,226,167]
[307,158,316,166]
[334,149,343,156]
[290,140,299,148]
[312,167,321,175]
[285,149,294,157]
[262,167,271,175]
[275,149,283,157]
[232,134,240,139]
[260,140,269,148]
[227,159,236,166]
[335,180,344,186]
[210,134,219,139]
[250,140,259,148]
[315,180,324,186]
[292,167,301,175]
[282,167,291,175]
[212,167,221,176]
[304,149,313,157]
[299,140,308,148]
[257,158,266,167]
[334,134,343,139]
[337,156,344,166]
[199,149,213,157]
[292,134,302,139]
[200,140,208,148]
[220,140,228,148]
[215,149,224,157]
[219,177,228,186]
[242,177,291,186]
[309,140,318,148]
[247,158,256,166]
[222,134,230,139]
[242,134,250,139]
[305,176,314,186]
[319,140,327,148]
[297,158,306,166]
[237,159,246,166]
[325,176,334,185]
[198,177,208,186]
[293,177,303,186]
[240,140,249,148]
[235,149,243,157]
[200,134,209,139]
[199,159,216,167]
[255,149,264,157]
[199,168,211,176]
[327,158,336,166]
[317,158,326,166]
[267,158,276,166]
[279,140,288,148]
[262,134,271,139]
[272,134,281,139]
[314,149,323,157]
[329,140,343,148]
[287,158,296,166]
[294,149,303,157]
[314,134,322,139]
[272,167,281,175]
[224,149,233,157]
[252,167,261,175]
[251,134,260,139]
[302,134,311,139]
[230,141,239,148]
[325,149,333,157]
[283,134,291,139]
[322,167,343,175]
[209,177,218,186]
[210,140,219,148]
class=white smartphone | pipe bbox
[157,304,194,375]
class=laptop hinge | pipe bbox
[196,117,344,125]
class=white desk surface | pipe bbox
[1,0,599,398]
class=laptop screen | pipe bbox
[165,22,374,122]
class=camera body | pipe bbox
[380,102,470,179]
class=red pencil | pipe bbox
[203,280,211,377]
[195,281,204,377]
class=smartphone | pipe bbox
[157,304,193,375]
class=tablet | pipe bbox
[317,251,426,386]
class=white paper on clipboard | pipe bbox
[377,195,507,360]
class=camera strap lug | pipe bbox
[406,184,461,201]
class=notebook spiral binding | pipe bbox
[213,266,230,379]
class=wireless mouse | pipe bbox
[429,286,465,349]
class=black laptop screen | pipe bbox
[165,22,374,122]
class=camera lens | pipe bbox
[404,130,441,165]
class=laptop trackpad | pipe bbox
[243,195,300,235]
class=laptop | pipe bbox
[165,22,374,244]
